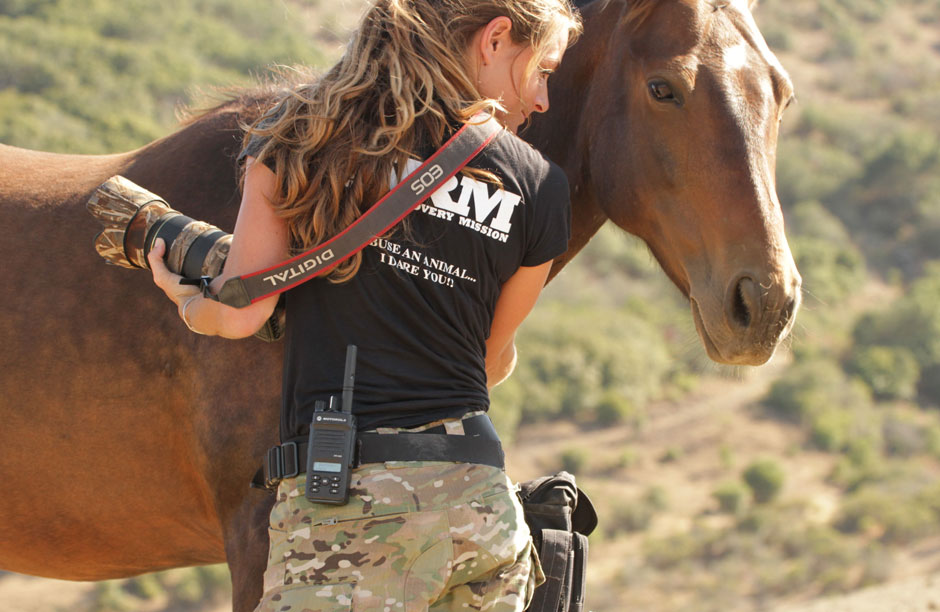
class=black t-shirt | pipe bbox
[241,126,571,438]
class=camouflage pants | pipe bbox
[254,460,541,612]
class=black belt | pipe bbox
[252,414,504,490]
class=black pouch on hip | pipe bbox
[518,471,598,612]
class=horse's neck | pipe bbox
[526,0,624,279]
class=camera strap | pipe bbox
[209,115,503,308]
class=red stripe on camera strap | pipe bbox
[214,115,502,308]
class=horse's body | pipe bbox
[0,1,799,609]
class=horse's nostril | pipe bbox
[730,276,760,330]
[732,282,751,328]
[783,295,796,321]
[779,292,800,331]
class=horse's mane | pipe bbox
[176,83,281,128]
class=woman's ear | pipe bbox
[478,16,514,66]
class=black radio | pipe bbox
[305,345,358,505]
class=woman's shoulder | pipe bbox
[480,129,569,195]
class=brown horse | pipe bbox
[0,0,799,609]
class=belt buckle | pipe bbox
[264,446,282,489]
[281,441,300,479]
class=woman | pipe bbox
[149,0,581,609]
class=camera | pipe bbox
[87,175,284,341]
[87,175,231,280]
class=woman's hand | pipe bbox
[148,238,201,314]
[143,160,288,339]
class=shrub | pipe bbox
[94,580,135,612]
[926,423,940,459]
[790,236,866,304]
[836,486,938,544]
[93,565,232,611]
[919,364,940,406]
[809,408,854,452]
[847,345,920,400]
[559,447,587,474]
[593,391,638,427]
[853,264,940,379]
[487,382,523,443]
[659,446,682,463]
[608,502,654,535]
[643,527,727,570]
[122,573,164,600]
[776,138,862,206]
[719,444,735,470]
[835,131,940,257]
[761,24,792,51]
[496,300,676,424]
[763,357,883,457]
[787,200,852,243]
[845,435,883,470]
[882,412,928,458]
[613,448,640,470]
[743,459,785,504]
[606,487,668,536]
[645,485,669,512]
[713,481,747,514]
[780,525,853,562]
[821,23,863,60]
[829,456,878,492]
[763,359,872,424]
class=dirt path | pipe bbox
[0,571,231,612]
[0,573,94,612]
[775,573,940,612]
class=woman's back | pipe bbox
[281,130,570,436]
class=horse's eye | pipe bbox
[648,79,677,104]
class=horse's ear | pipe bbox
[748,0,759,9]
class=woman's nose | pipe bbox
[532,90,549,113]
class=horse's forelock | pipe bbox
[623,0,658,30]
[571,0,654,29]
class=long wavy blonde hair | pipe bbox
[243,0,581,282]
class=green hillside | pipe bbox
[2,0,940,610]
[0,0,332,152]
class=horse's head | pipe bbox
[539,0,801,366]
